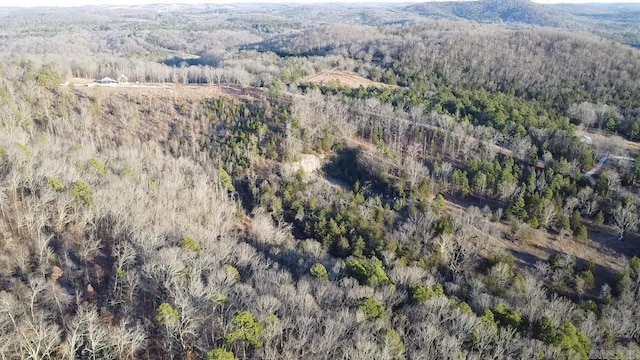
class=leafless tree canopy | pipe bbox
[0,2,639,359]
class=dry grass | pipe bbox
[64,79,261,101]
[625,140,640,152]
[304,69,394,89]
[484,222,625,273]
[444,197,637,278]
[85,84,225,99]
[578,128,640,155]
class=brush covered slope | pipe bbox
[1,3,640,359]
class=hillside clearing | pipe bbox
[62,78,261,101]
[303,68,395,89]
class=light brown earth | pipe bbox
[304,68,395,89]
[578,128,640,154]
[282,153,323,177]
[62,78,262,101]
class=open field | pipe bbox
[303,68,395,89]
[63,78,262,101]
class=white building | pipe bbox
[94,77,118,86]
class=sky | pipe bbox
[2,0,640,7]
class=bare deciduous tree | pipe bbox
[612,202,639,241]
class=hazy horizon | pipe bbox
[2,0,640,8]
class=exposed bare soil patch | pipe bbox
[304,68,395,89]
[282,153,323,177]
[63,78,262,101]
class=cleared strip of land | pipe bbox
[303,68,395,88]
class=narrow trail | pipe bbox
[305,67,338,82]
[584,155,635,179]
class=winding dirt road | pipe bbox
[584,155,635,179]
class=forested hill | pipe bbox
[403,0,640,48]
[2,3,640,360]
[405,0,566,26]
[550,2,640,47]
[257,23,640,112]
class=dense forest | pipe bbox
[1,1,640,359]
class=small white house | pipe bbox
[117,74,128,83]
[95,77,118,86]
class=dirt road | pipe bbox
[584,155,635,179]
